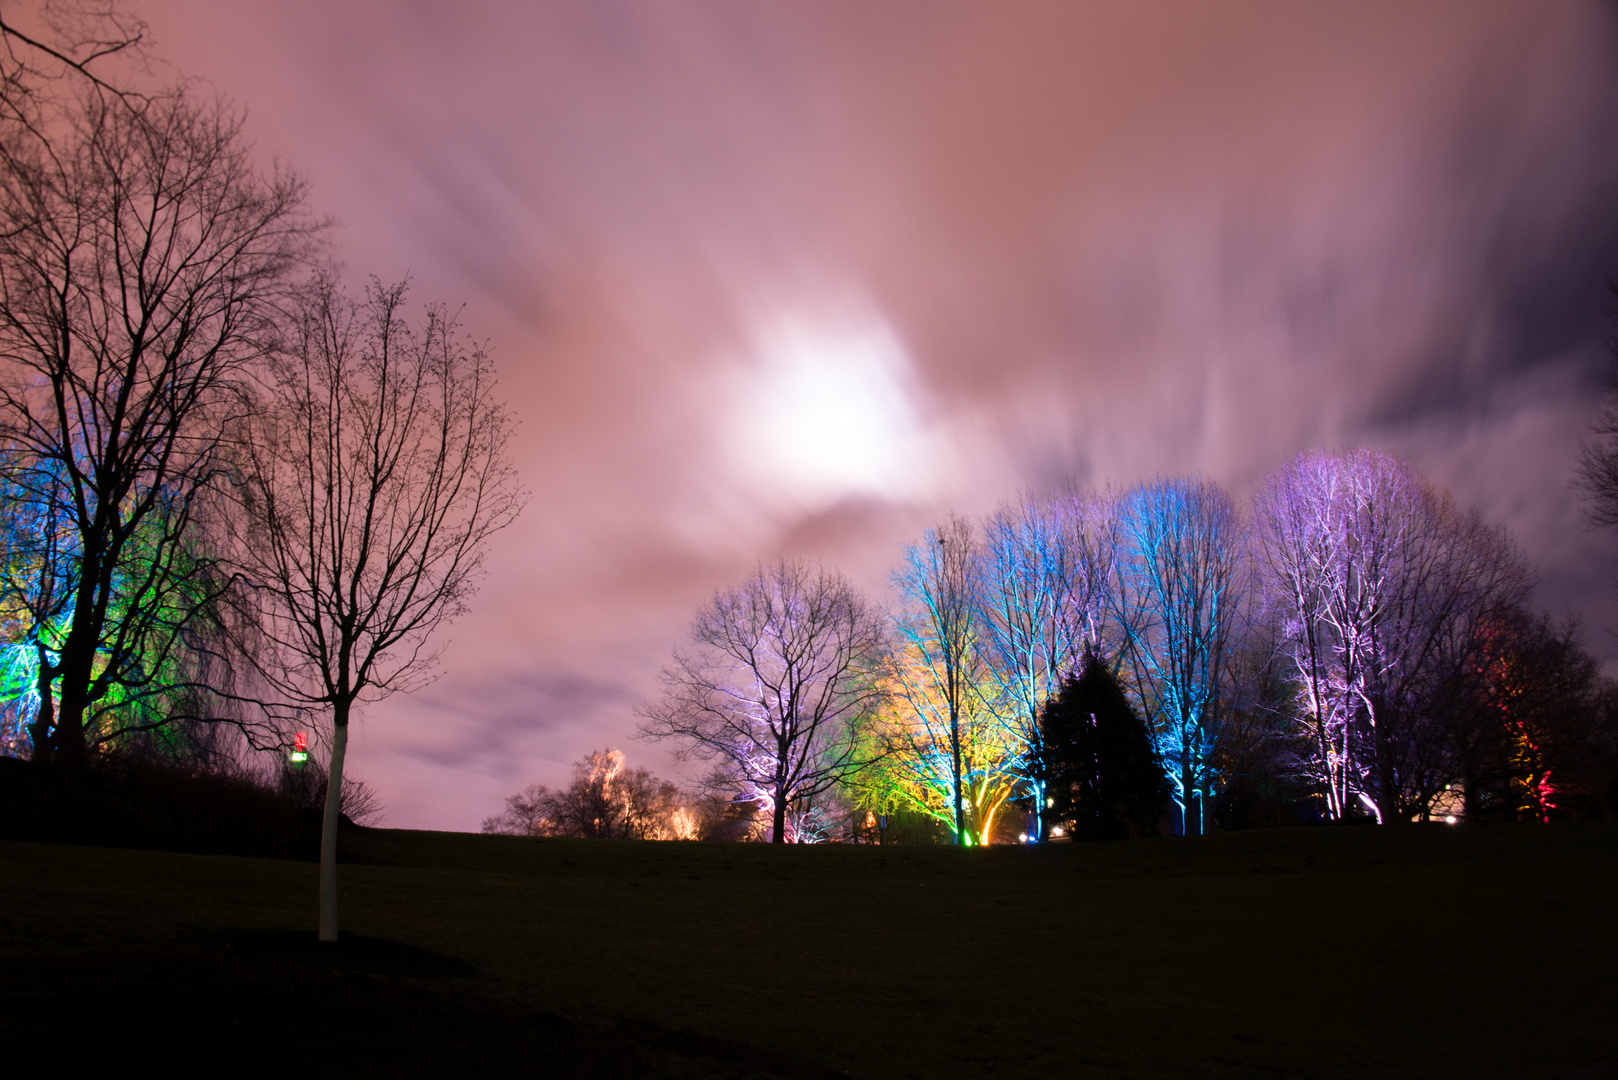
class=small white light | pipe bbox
[1445,815,1457,824]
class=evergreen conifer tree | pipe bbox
[1040,654,1169,839]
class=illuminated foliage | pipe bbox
[0,455,254,763]
[858,634,1022,846]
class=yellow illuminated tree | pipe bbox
[858,634,1024,845]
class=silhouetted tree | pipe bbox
[482,749,693,840]
[0,67,317,765]
[1575,281,1618,529]
[1039,654,1168,840]
[234,276,523,941]
[1441,607,1609,821]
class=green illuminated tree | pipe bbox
[0,34,317,765]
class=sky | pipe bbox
[93,0,1618,829]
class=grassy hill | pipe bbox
[2,823,1613,1078]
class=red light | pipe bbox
[294,732,307,752]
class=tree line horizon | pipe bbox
[489,447,1618,845]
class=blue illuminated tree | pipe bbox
[890,514,985,845]
[1111,478,1243,836]
[976,489,1116,840]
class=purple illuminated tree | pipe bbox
[1251,452,1358,818]
[639,559,886,843]
[1253,450,1532,822]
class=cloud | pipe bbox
[134,0,1618,826]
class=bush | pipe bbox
[0,752,381,858]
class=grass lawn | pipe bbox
[2,823,1613,1078]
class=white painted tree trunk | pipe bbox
[319,722,348,943]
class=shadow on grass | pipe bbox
[0,927,844,1079]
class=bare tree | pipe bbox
[1111,477,1243,836]
[868,623,1021,846]
[890,513,983,845]
[235,275,523,941]
[638,559,886,844]
[1,2,149,129]
[1253,450,1532,823]
[0,70,316,764]
[975,489,1116,839]
[481,748,694,840]
[1575,281,1618,527]
[1345,461,1531,822]
[1252,452,1358,818]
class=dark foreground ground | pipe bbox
[1,824,1614,1079]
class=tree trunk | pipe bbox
[49,628,94,769]
[771,783,786,843]
[48,544,113,770]
[319,713,349,942]
[26,647,56,762]
[1375,719,1401,825]
[950,707,965,846]
[1182,761,1200,837]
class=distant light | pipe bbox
[294,732,308,752]
[290,751,308,764]
[1445,815,1457,824]
[1050,827,1064,838]
[1045,798,1053,808]
[1018,833,1027,843]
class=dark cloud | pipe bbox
[130,0,1618,827]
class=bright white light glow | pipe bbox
[729,298,933,507]
[1445,815,1457,824]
